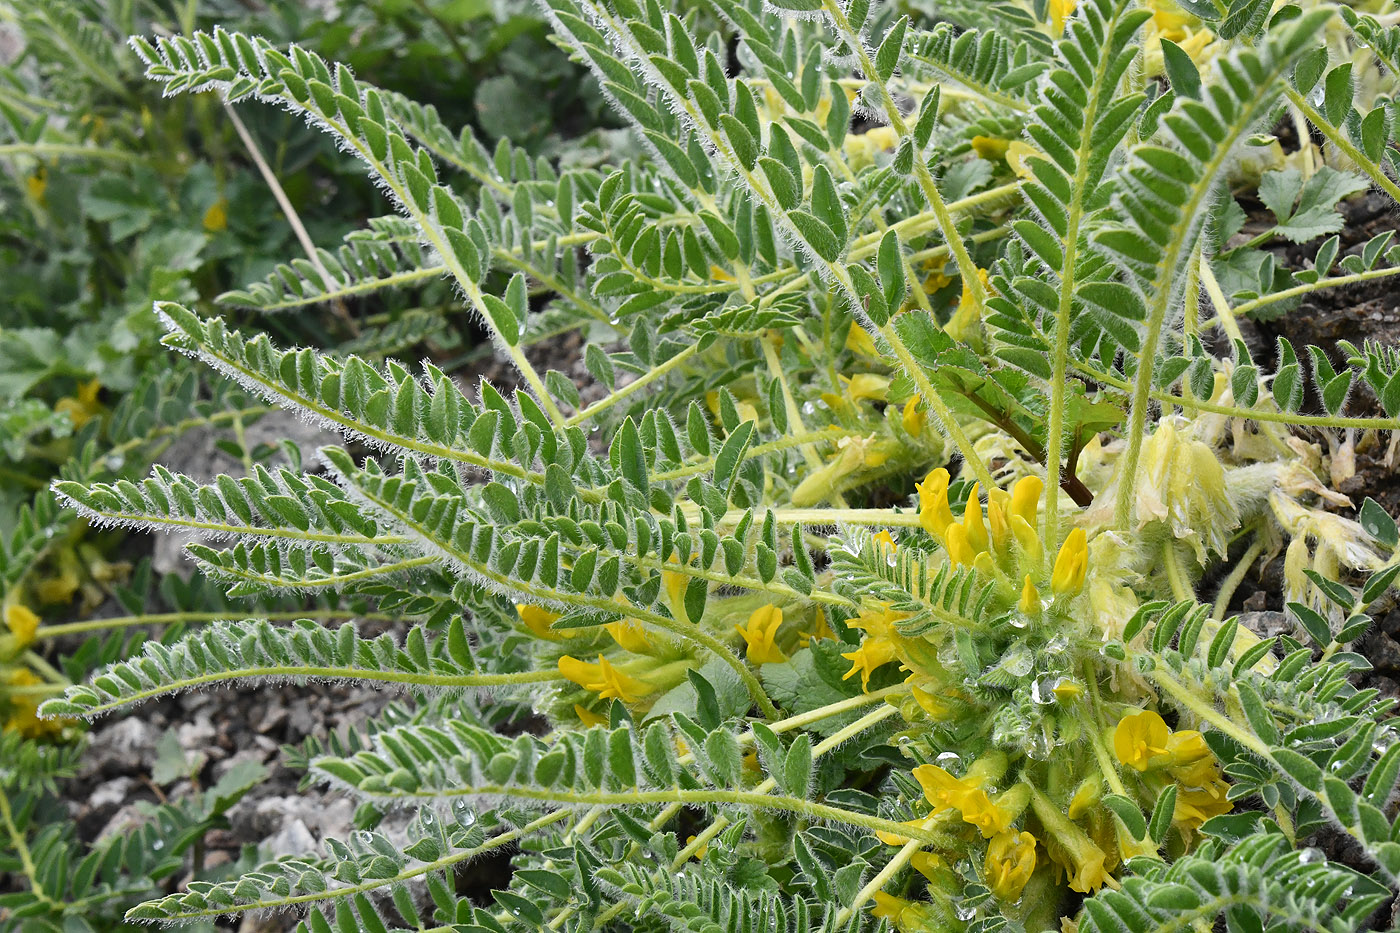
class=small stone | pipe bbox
[264,818,318,859]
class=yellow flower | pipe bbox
[1067,776,1102,820]
[574,704,608,727]
[517,604,565,640]
[961,483,989,554]
[1048,0,1077,34]
[202,197,228,232]
[1009,514,1042,564]
[945,523,975,567]
[910,683,957,719]
[558,655,652,703]
[704,390,759,427]
[911,764,1008,838]
[872,530,897,553]
[841,373,890,404]
[959,788,1012,838]
[55,379,102,429]
[901,397,925,437]
[945,268,989,346]
[913,763,971,813]
[604,618,654,654]
[916,468,955,540]
[1113,710,1171,772]
[5,605,40,647]
[735,604,788,665]
[972,135,1011,161]
[870,891,910,923]
[910,851,946,882]
[1005,141,1039,179]
[842,604,906,689]
[1164,729,1210,766]
[845,325,878,357]
[1052,679,1083,702]
[1174,779,1232,828]
[986,830,1037,901]
[987,499,1010,554]
[684,834,710,859]
[874,817,930,845]
[1009,475,1043,527]
[26,166,47,205]
[1051,528,1088,597]
[4,669,68,739]
[1018,575,1040,615]
[663,556,692,622]
[799,608,836,646]
[841,639,898,690]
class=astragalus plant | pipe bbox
[35,0,1400,929]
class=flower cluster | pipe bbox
[1113,710,1232,832]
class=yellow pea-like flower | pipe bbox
[558,655,652,704]
[5,604,40,647]
[1051,528,1088,596]
[1009,514,1043,564]
[1018,575,1040,615]
[945,523,975,568]
[516,604,566,640]
[901,397,924,437]
[574,704,608,727]
[916,468,955,540]
[985,830,1037,901]
[604,618,653,654]
[1009,475,1043,527]
[962,483,989,554]
[735,604,787,665]
[1113,709,1172,772]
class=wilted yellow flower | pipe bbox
[1051,528,1087,597]
[1113,710,1171,772]
[558,655,652,703]
[55,380,102,429]
[986,830,1037,900]
[946,268,989,346]
[1164,729,1210,766]
[735,604,787,665]
[4,605,40,647]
